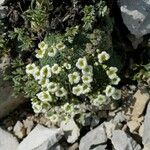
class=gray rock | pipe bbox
[0,0,5,5]
[68,143,78,150]
[114,112,126,124]
[17,124,63,150]
[143,102,150,149]
[118,0,150,38]
[49,143,64,150]
[23,118,34,135]
[13,121,26,139]
[0,74,26,119]
[111,130,142,150]
[139,123,144,137]
[82,113,100,127]
[79,124,107,150]
[104,121,117,139]
[0,127,19,150]
[61,119,80,144]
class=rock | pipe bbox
[143,145,150,150]
[79,124,107,150]
[82,113,100,127]
[0,127,19,150]
[114,112,126,124]
[17,124,63,150]
[91,116,100,128]
[23,118,34,135]
[127,120,141,133]
[49,143,64,150]
[0,74,26,119]
[111,130,142,150]
[132,89,149,119]
[61,119,80,144]
[68,143,79,150]
[128,35,143,49]
[7,126,13,131]
[143,102,150,149]
[104,120,116,139]
[0,0,5,5]
[139,123,144,137]
[13,121,26,139]
[118,0,150,38]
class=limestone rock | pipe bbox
[23,118,34,135]
[104,121,116,139]
[143,102,150,149]
[79,124,107,150]
[118,0,150,38]
[61,119,80,144]
[114,112,126,124]
[132,89,149,119]
[111,130,142,150]
[127,120,141,133]
[0,127,19,150]
[0,74,26,119]
[0,0,5,5]
[13,121,26,139]
[17,124,63,150]
[139,123,144,137]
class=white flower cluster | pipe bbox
[26,62,67,103]
[35,41,66,59]
[67,57,93,96]
[26,39,122,124]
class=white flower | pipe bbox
[38,41,48,50]
[76,57,87,69]
[40,65,51,78]
[35,49,46,59]
[82,75,93,84]
[62,103,74,113]
[63,63,71,70]
[47,82,58,93]
[105,85,115,97]
[41,102,51,113]
[32,103,42,114]
[98,51,110,63]
[51,64,61,74]
[38,78,49,87]
[93,94,106,106]
[82,84,91,94]
[33,68,41,80]
[111,75,121,85]
[55,87,67,97]
[48,46,57,57]
[72,85,83,96]
[37,91,52,102]
[68,72,80,84]
[112,89,121,100]
[82,65,93,75]
[106,67,118,79]
[26,63,37,75]
[50,114,59,123]
[56,42,66,50]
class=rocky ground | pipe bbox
[0,85,149,150]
